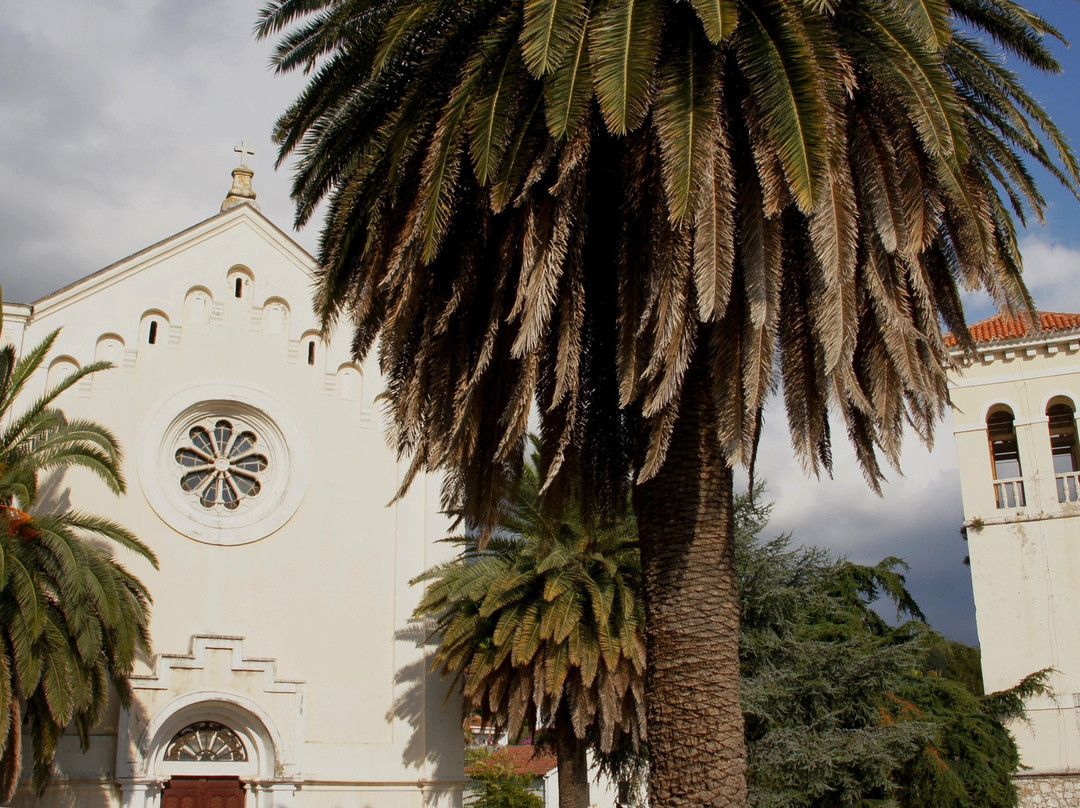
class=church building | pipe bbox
[949,312,1080,807]
[0,152,465,807]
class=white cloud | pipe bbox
[1017,236,1080,313]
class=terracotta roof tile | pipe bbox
[466,745,558,778]
[944,311,1080,347]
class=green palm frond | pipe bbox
[898,0,953,52]
[736,0,830,214]
[521,0,589,76]
[542,15,592,138]
[689,0,738,44]
[653,20,718,223]
[589,0,661,135]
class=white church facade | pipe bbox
[949,312,1080,807]
[0,159,465,807]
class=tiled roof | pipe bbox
[944,312,1080,347]
[466,745,559,778]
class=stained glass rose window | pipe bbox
[175,419,269,510]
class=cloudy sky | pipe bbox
[4,1,1080,645]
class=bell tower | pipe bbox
[949,312,1080,805]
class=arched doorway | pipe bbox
[121,694,296,808]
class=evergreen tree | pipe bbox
[736,492,1044,808]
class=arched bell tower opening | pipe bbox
[1047,398,1080,502]
[986,406,1025,508]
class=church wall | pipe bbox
[3,204,464,805]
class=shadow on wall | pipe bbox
[10,682,151,807]
[34,467,72,517]
[389,621,462,780]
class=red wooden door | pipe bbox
[162,777,245,808]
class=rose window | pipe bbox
[175,419,268,510]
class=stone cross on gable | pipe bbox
[234,140,255,167]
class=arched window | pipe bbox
[234,277,243,298]
[1048,402,1079,503]
[988,408,1025,508]
[148,320,158,345]
[165,721,247,762]
[307,341,316,366]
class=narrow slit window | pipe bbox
[307,341,316,366]
[234,277,243,298]
[148,321,158,345]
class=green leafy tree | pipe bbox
[259,1,1079,803]
[466,747,545,808]
[0,304,157,799]
[414,452,645,808]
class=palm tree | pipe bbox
[414,452,645,808]
[258,1,1079,804]
[0,304,157,799]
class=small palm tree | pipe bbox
[0,301,157,799]
[414,452,644,808]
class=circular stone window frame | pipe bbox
[139,384,310,546]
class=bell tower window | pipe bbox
[988,408,1025,508]
[1049,402,1080,503]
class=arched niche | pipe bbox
[185,287,213,325]
[140,309,170,348]
[95,333,126,365]
[46,355,80,390]
[979,398,1021,425]
[336,362,361,400]
[226,265,254,303]
[262,297,291,334]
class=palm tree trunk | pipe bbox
[634,354,747,807]
[553,697,590,808]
